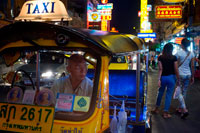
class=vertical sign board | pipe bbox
[155,5,182,19]
[0,103,55,133]
[140,0,148,33]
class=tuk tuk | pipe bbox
[0,22,150,133]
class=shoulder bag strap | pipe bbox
[178,52,190,67]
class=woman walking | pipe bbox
[153,43,179,118]
[175,38,195,119]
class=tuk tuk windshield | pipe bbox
[0,49,97,121]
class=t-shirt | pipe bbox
[158,55,177,76]
[175,50,195,76]
[51,75,93,103]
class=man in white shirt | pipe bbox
[51,54,93,102]
[175,38,195,119]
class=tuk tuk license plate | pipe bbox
[0,103,55,133]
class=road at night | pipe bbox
[147,69,200,133]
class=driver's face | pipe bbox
[68,61,87,81]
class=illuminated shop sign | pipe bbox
[147,5,152,11]
[137,33,156,38]
[88,12,101,22]
[155,5,182,19]
[162,0,185,3]
[101,0,108,4]
[15,0,72,21]
[101,15,111,20]
[101,20,107,31]
[99,10,112,15]
[97,3,113,10]
[175,37,184,44]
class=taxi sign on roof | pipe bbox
[15,0,72,21]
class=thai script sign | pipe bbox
[0,103,54,133]
[155,5,182,19]
[162,0,185,3]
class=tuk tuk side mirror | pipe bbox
[2,51,21,67]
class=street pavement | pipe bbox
[147,68,200,133]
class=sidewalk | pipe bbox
[147,69,200,133]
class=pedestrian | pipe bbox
[152,43,179,118]
[175,38,195,119]
[151,56,156,69]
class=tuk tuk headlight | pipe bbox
[41,71,53,78]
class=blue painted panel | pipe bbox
[87,69,145,98]
[109,70,144,98]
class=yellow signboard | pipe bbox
[0,103,55,133]
[162,0,185,3]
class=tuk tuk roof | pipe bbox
[0,22,146,55]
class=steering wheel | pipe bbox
[11,69,35,90]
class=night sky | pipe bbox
[109,0,140,35]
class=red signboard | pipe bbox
[175,37,184,44]
[155,5,182,19]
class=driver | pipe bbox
[51,54,93,102]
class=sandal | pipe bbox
[163,112,172,119]
[152,108,159,114]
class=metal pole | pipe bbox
[36,51,40,90]
[136,52,140,122]
[145,47,149,97]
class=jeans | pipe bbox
[178,75,191,109]
[156,74,176,112]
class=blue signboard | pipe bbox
[137,33,156,38]
[97,3,113,10]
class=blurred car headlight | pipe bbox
[41,71,53,78]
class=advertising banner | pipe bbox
[162,0,185,3]
[155,5,182,19]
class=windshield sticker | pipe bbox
[7,87,23,103]
[36,88,54,106]
[55,93,75,112]
[73,96,90,112]
[22,90,36,105]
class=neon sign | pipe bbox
[162,0,185,3]
[97,3,113,10]
[155,5,182,19]
[137,33,156,38]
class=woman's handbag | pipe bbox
[173,86,181,99]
